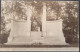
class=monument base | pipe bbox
[6,20,68,45]
[6,32,68,45]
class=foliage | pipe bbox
[62,1,79,43]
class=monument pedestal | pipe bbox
[6,20,31,45]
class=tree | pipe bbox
[62,1,79,43]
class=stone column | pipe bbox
[26,6,32,36]
[42,3,46,37]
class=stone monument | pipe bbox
[6,3,68,45]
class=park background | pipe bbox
[0,1,79,45]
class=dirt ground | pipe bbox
[0,47,79,51]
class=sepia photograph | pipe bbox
[0,0,79,51]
